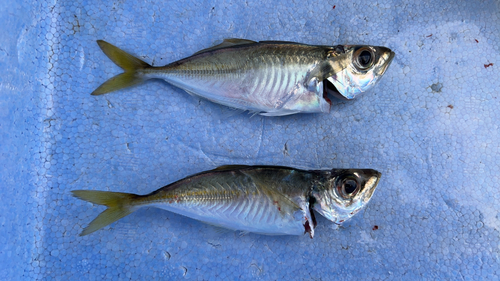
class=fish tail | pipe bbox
[72,190,140,236]
[91,40,152,95]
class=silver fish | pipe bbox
[91,39,394,116]
[72,165,381,238]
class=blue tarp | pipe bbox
[1,0,499,279]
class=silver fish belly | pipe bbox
[91,39,394,116]
[72,165,381,238]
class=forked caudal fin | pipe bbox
[91,40,152,95]
[71,190,140,236]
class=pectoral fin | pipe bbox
[303,203,316,239]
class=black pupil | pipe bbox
[358,50,372,67]
[343,179,358,194]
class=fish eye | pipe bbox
[353,47,375,70]
[337,175,360,198]
[343,179,358,194]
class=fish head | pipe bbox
[324,45,394,100]
[311,169,381,224]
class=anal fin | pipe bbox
[259,110,300,117]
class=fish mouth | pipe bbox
[380,51,395,75]
[362,170,381,200]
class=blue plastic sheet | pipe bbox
[1,0,499,279]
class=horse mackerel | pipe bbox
[72,165,381,238]
[92,39,394,116]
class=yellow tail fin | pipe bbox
[91,40,152,95]
[72,190,139,236]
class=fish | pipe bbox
[91,39,394,116]
[72,165,381,238]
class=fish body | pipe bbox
[92,39,394,116]
[72,165,381,238]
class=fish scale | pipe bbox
[153,183,286,233]
[154,45,319,108]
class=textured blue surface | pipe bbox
[1,0,500,279]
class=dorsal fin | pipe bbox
[258,40,306,45]
[212,165,250,172]
[192,39,257,55]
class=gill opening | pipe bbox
[324,77,348,101]
[308,196,318,228]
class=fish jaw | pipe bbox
[311,169,381,225]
